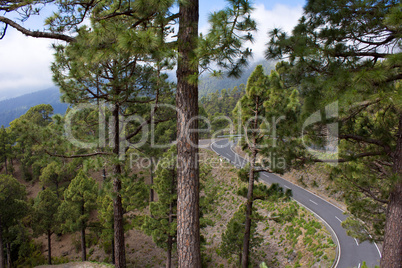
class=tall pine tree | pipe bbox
[266,0,402,266]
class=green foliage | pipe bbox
[219,204,263,264]
[198,0,256,78]
[32,188,61,236]
[200,84,246,137]
[0,174,30,265]
[0,174,28,229]
[142,146,177,251]
[237,183,292,201]
[266,0,402,245]
[8,104,55,181]
[0,88,68,127]
[233,64,301,173]
[237,165,252,183]
[0,125,13,174]
[39,160,80,197]
[59,170,98,233]
[14,240,46,267]
[360,261,379,268]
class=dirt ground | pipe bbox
[35,261,112,268]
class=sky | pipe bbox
[0,0,306,100]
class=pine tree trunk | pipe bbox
[102,168,107,182]
[80,201,87,261]
[150,157,154,202]
[166,235,172,268]
[241,146,257,268]
[4,156,7,175]
[47,230,52,265]
[112,221,115,264]
[167,171,175,268]
[6,243,10,268]
[81,226,86,261]
[381,113,402,268]
[242,100,260,268]
[0,219,4,268]
[176,1,201,267]
[55,181,59,199]
[112,105,126,268]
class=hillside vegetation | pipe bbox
[0,88,68,127]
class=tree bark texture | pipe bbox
[150,157,154,202]
[6,243,10,268]
[166,167,175,268]
[381,112,402,268]
[80,202,87,262]
[0,219,4,268]
[241,142,257,268]
[112,105,126,268]
[176,0,201,267]
[47,230,52,264]
[242,98,260,268]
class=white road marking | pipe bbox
[335,216,343,223]
[354,238,359,246]
[358,263,361,268]
[284,185,291,189]
[374,243,382,258]
[309,199,318,205]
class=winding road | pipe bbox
[210,139,381,268]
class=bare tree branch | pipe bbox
[0,16,75,42]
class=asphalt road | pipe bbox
[210,139,381,268]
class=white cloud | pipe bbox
[0,3,303,99]
[0,28,56,97]
[249,3,303,60]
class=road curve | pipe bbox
[210,139,381,268]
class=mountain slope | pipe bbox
[0,87,69,127]
[199,60,276,96]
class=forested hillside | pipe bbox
[0,88,68,127]
[199,84,246,137]
[199,60,275,97]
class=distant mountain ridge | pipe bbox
[0,87,69,127]
[0,60,276,127]
[199,60,276,96]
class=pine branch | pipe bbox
[0,16,75,42]
[347,176,389,204]
[339,134,392,154]
[333,50,390,59]
[339,98,381,122]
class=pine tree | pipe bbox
[59,170,98,261]
[233,65,298,267]
[233,65,269,267]
[0,174,27,268]
[142,146,177,268]
[9,104,54,181]
[0,126,11,175]
[51,18,174,267]
[1,2,256,267]
[266,0,402,266]
[32,188,61,265]
[219,205,262,266]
